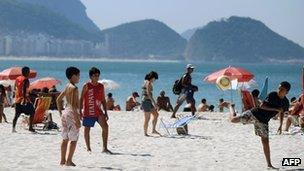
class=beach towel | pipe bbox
[33,97,52,124]
[240,90,255,111]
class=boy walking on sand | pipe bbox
[12,66,35,132]
[80,67,111,153]
[57,67,81,166]
[229,81,290,169]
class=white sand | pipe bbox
[0,107,303,171]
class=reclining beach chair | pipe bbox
[33,96,52,125]
[240,90,255,111]
[160,115,196,136]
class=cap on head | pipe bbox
[186,64,195,69]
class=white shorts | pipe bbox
[61,109,79,141]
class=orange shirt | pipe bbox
[15,76,30,103]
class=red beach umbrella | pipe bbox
[0,67,37,80]
[204,66,254,83]
[30,77,61,90]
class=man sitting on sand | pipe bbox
[126,92,140,111]
[284,95,304,132]
[156,90,173,112]
[218,98,230,112]
[106,93,121,111]
[197,98,209,112]
[229,81,290,169]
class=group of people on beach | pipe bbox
[0,64,303,169]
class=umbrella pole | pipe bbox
[230,89,233,103]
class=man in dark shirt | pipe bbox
[171,64,197,118]
[229,81,290,169]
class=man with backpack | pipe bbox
[171,64,198,118]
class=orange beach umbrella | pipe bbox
[30,77,61,90]
[0,67,37,80]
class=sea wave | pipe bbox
[0,56,182,63]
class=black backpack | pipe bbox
[172,76,183,95]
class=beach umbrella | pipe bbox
[0,80,15,87]
[204,66,254,83]
[259,77,268,101]
[30,77,61,90]
[0,67,37,80]
[230,79,257,90]
[99,79,120,90]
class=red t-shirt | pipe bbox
[15,76,30,103]
[83,82,105,118]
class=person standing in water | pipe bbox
[142,71,161,136]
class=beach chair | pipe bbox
[160,115,196,136]
[49,92,60,110]
[33,96,52,124]
[240,90,255,111]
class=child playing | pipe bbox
[56,67,81,166]
[80,67,112,153]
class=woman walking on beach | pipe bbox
[142,71,161,136]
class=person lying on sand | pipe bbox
[229,81,290,169]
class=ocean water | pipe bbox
[0,59,302,111]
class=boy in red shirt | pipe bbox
[80,67,111,153]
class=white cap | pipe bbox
[186,64,195,69]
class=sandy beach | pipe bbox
[0,107,303,171]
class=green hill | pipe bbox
[17,0,101,33]
[185,16,304,62]
[0,0,103,42]
[102,19,187,59]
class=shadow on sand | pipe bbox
[164,134,212,140]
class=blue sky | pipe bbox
[81,0,304,46]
